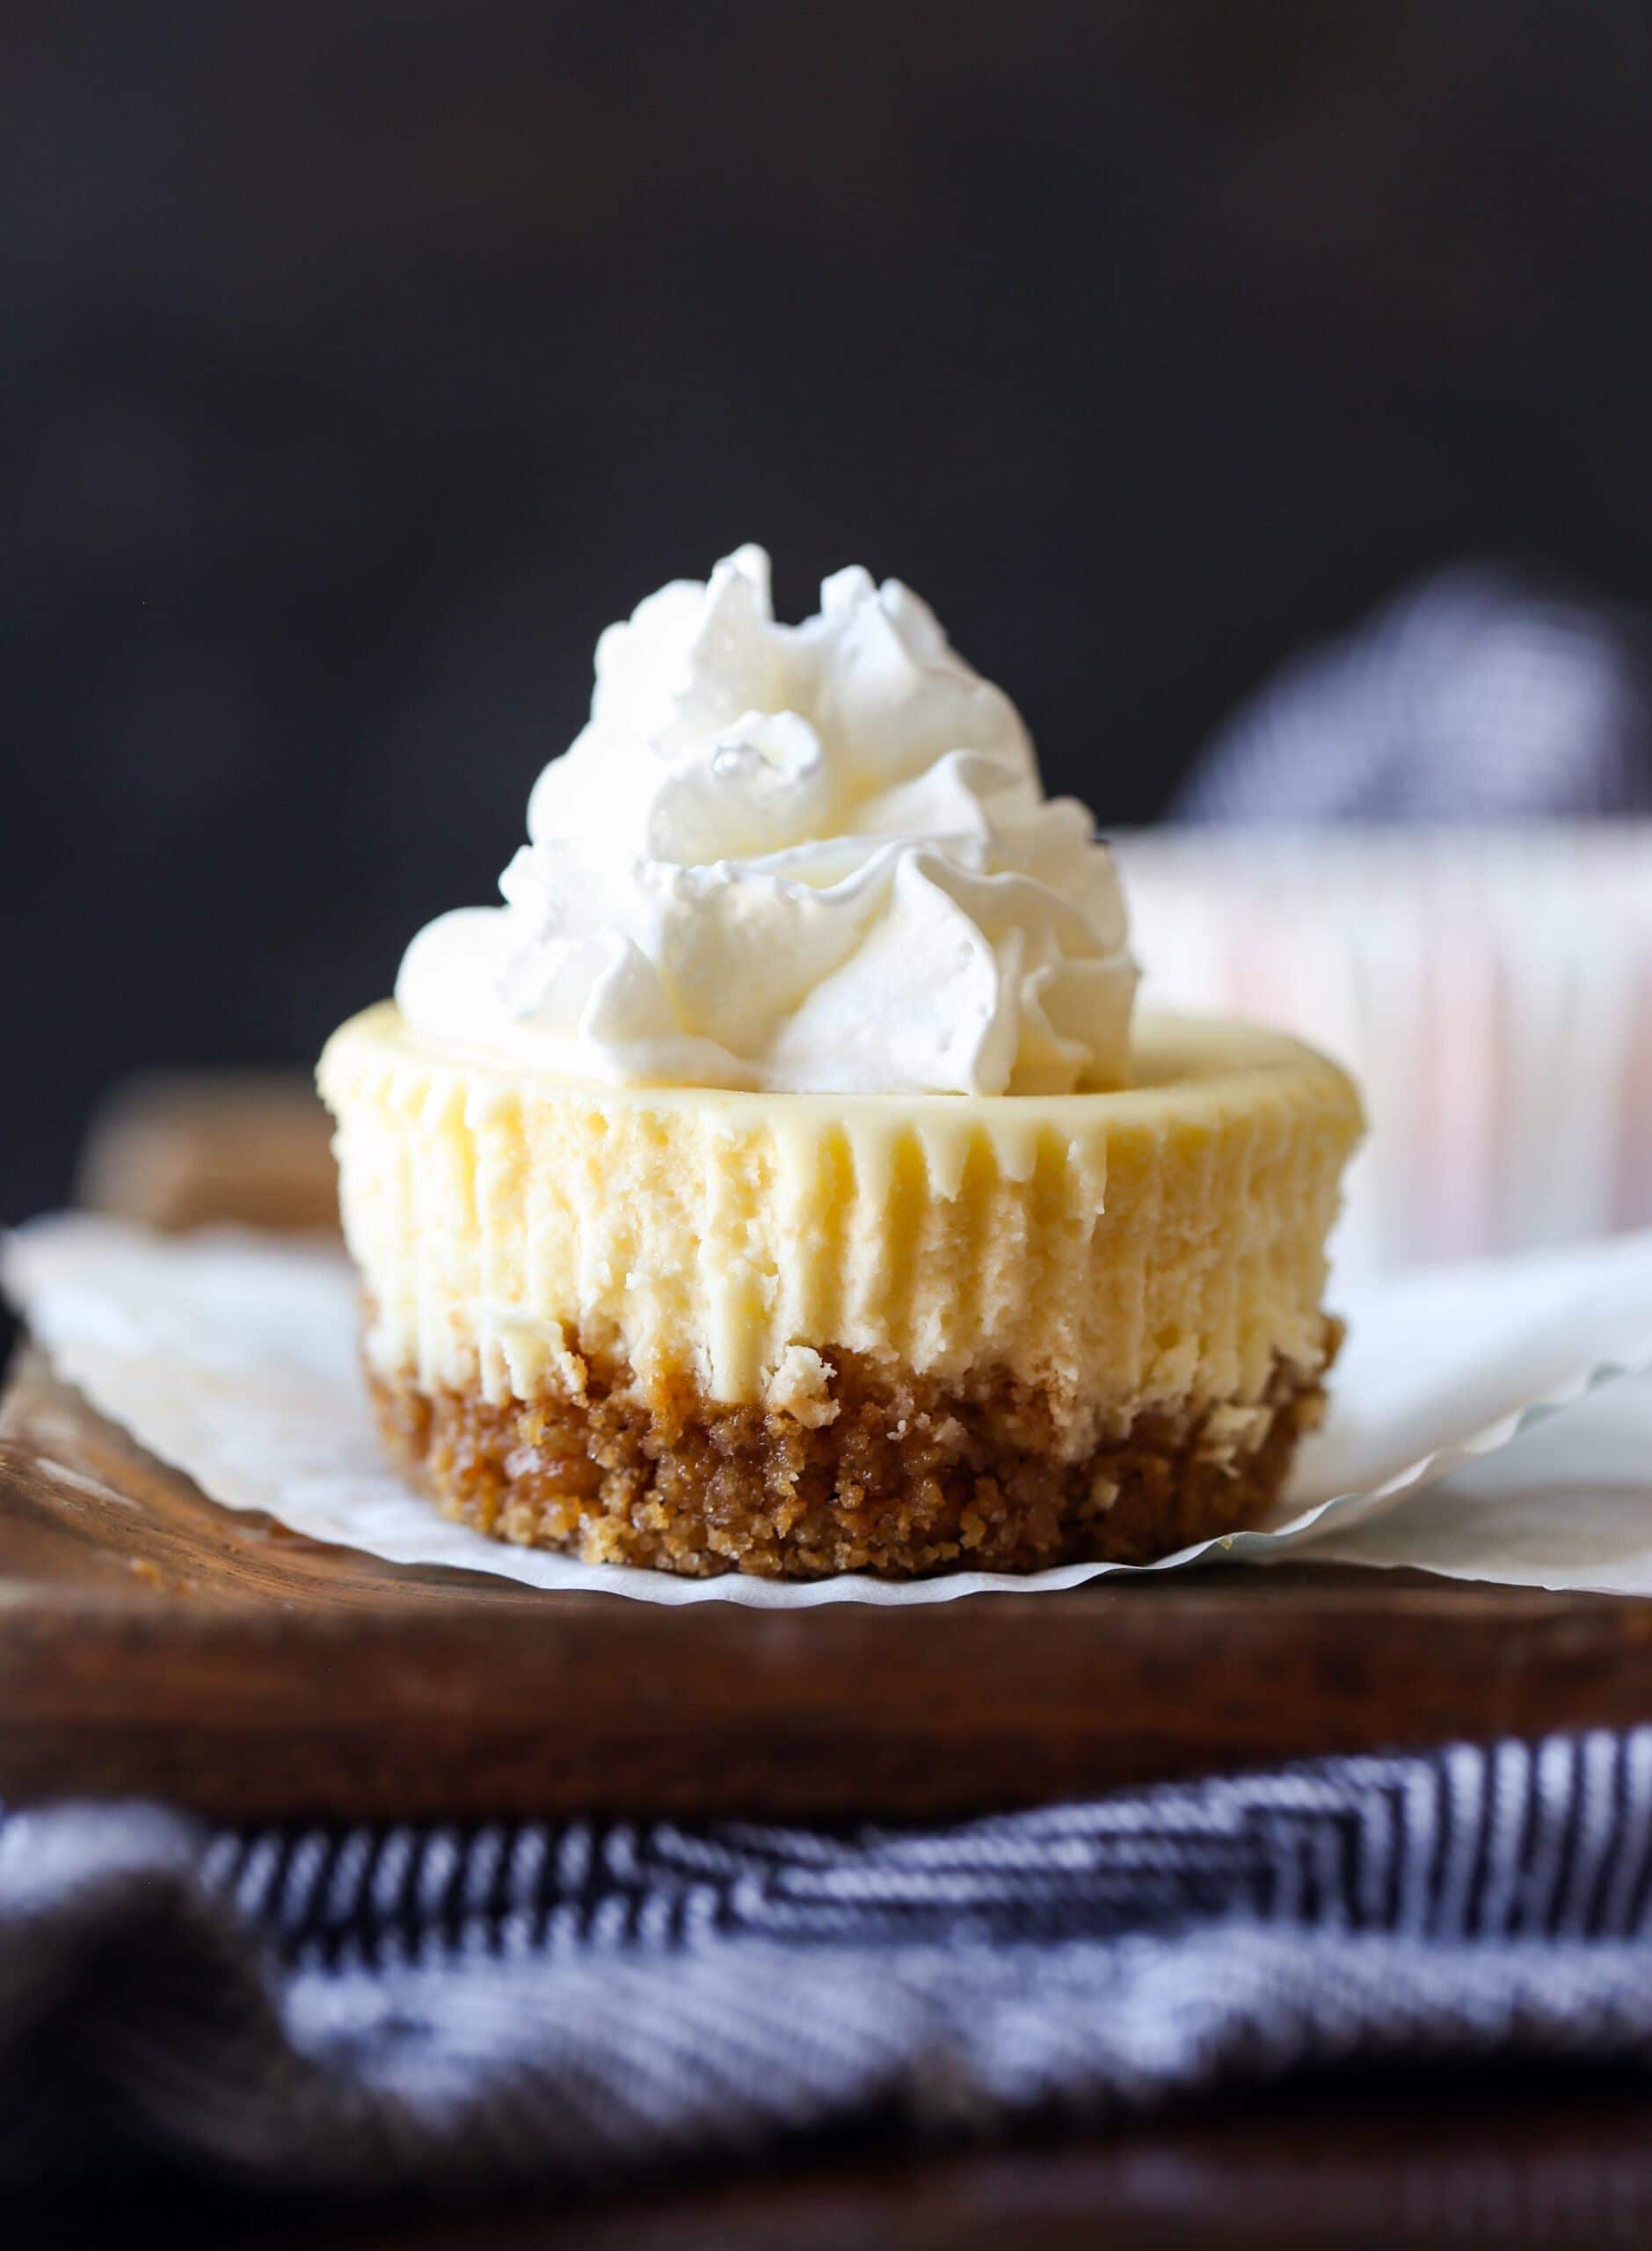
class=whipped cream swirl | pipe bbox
[397,546,1137,1095]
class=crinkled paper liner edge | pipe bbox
[6,1222,1652,1607]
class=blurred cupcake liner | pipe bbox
[1118,825,1652,1271]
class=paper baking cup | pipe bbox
[1117,824,1652,1271]
[9,1217,1652,1606]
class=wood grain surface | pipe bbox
[74,1067,338,1234]
[4,1064,1647,1821]
[6,1344,1652,1819]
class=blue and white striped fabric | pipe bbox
[7,1730,1652,2190]
[1174,565,1652,822]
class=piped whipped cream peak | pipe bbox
[396,545,1138,1095]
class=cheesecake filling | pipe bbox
[322,1005,1358,1461]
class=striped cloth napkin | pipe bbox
[6,1730,1652,2191]
[1174,564,1652,822]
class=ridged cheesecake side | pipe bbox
[323,1004,1359,1437]
[319,1005,1360,1577]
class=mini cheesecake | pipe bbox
[320,1002,1362,1577]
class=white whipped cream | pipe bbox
[397,546,1137,1095]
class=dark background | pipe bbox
[8,1,1652,1226]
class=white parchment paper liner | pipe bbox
[6,1214,1652,1605]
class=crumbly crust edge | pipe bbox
[367,1324,1340,1581]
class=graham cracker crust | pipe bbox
[367,1327,1339,1580]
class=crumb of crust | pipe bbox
[365,1323,1340,1581]
[764,1343,840,1428]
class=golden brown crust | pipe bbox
[367,1327,1339,1580]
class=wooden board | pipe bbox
[8,1345,1652,1820]
[73,1065,340,1235]
[7,1065,1652,1822]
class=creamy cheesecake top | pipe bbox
[396,546,1138,1096]
[322,1001,1363,1424]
